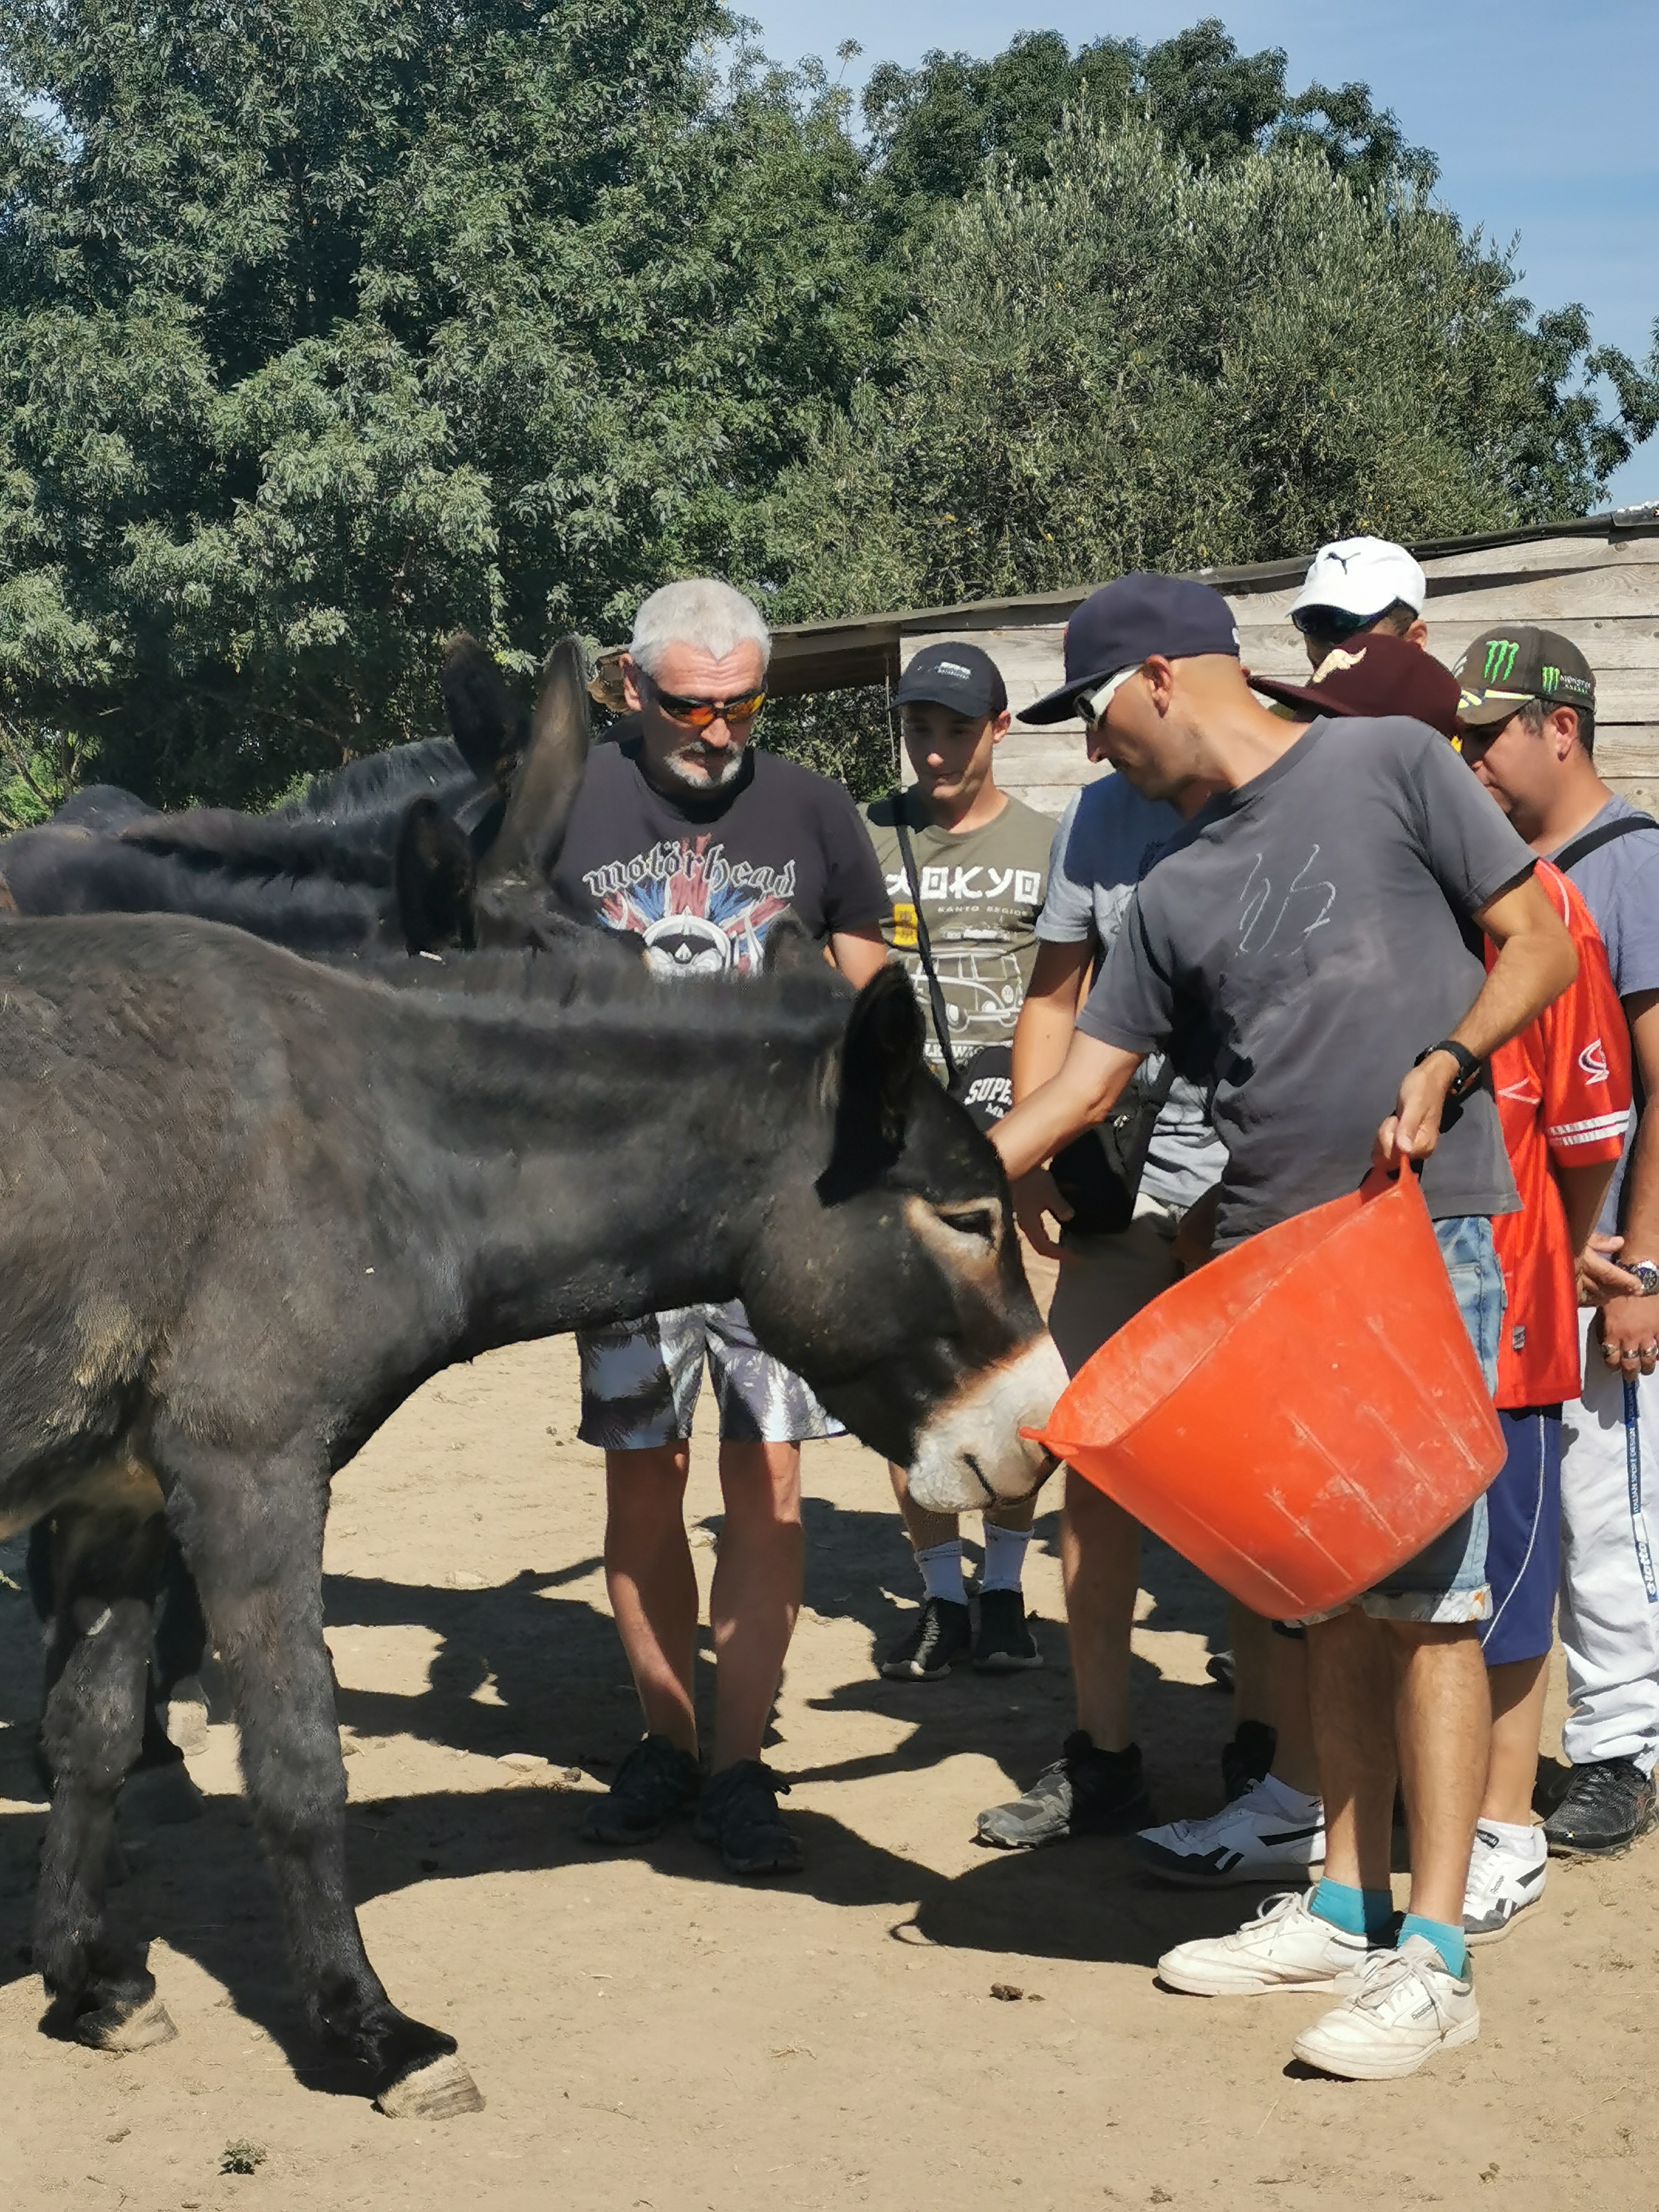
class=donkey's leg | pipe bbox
[32,1500,178,2051]
[120,1540,210,1824]
[168,1446,483,2116]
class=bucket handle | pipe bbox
[1356,1156,1426,1203]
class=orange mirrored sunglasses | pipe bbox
[646,676,768,729]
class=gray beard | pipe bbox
[662,743,746,791]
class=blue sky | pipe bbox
[745,0,1659,511]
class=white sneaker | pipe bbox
[1463,1825,1547,1946]
[1136,1780,1325,1888]
[1157,1889,1373,1997]
[1292,1934,1479,2079]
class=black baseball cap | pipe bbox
[1453,626,1596,728]
[893,640,1008,718]
[1020,574,1240,725]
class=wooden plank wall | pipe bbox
[902,532,1659,819]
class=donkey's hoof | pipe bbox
[122,1760,207,1829]
[375,2050,485,2119]
[75,1994,178,2053]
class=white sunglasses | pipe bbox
[1071,662,1142,728]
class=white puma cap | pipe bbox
[1291,536,1427,620]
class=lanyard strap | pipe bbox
[891,793,960,1088]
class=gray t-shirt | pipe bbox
[1038,776,1227,1211]
[1548,791,1659,1231]
[1078,718,1529,1246]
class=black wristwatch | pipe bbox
[1415,1039,1483,1101]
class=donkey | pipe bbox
[13,640,597,1801]
[0,634,557,954]
[0,911,1062,2115]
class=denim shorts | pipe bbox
[1306,1212,1504,1627]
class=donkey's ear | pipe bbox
[441,633,530,793]
[817,964,925,1202]
[760,910,818,976]
[477,635,591,893]
[395,796,476,952]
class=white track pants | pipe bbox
[1560,1310,1659,1774]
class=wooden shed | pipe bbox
[766,509,1659,819]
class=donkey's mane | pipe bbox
[349,937,855,1042]
[276,737,480,825]
[117,806,406,886]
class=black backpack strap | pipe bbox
[890,792,959,1087]
[1553,813,1659,876]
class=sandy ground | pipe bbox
[2,1332,1655,2212]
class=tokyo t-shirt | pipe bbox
[1078,717,1530,1247]
[860,789,1052,1071]
[552,737,889,977]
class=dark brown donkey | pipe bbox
[0,915,1063,2118]
[0,633,568,955]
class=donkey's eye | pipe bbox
[937,1205,997,1241]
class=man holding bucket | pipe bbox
[997,574,1577,2079]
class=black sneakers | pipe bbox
[1543,1757,1658,1857]
[694,1759,803,1875]
[971,1589,1044,1674]
[880,1597,972,1680]
[975,1732,1155,1848]
[580,1732,702,1846]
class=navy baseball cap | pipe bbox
[1020,574,1240,725]
[894,640,1008,718]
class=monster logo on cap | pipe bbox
[1455,624,1596,730]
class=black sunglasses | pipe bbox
[1292,606,1380,643]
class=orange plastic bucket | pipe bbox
[1026,1169,1505,1618]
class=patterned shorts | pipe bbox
[575,1299,843,1451]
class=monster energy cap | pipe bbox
[1453,626,1597,728]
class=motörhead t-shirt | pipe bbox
[552,736,888,977]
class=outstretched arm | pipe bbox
[1011,938,1091,1101]
[991,1031,1147,1255]
[1377,868,1578,1168]
[994,1030,1145,1179]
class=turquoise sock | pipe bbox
[1399,1912,1467,1979]
[1309,1878,1393,1942]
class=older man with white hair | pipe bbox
[551,578,890,1874]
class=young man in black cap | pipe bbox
[1456,625,1659,1856]
[862,641,1056,1677]
[994,572,1576,2078]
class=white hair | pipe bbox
[629,577,772,678]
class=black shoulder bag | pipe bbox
[1553,813,1659,876]
[889,792,1168,1235]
